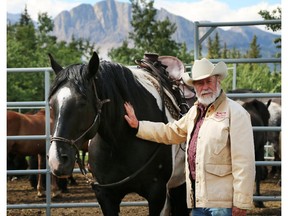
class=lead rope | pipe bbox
[90,145,162,188]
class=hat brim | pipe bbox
[181,72,193,87]
[192,61,227,83]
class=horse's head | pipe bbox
[47,52,103,177]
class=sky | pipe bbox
[7,0,282,26]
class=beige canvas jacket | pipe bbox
[137,91,255,209]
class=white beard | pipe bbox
[196,85,221,106]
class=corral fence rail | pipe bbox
[6,72,282,213]
[7,20,281,214]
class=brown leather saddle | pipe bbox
[135,53,195,117]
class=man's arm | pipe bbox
[124,101,188,144]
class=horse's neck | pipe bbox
[37,109,46,114]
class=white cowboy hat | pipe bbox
[191,58,227,83]
[181,72,193,87]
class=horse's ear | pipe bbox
[48,53,63,74]
[87,52,100,79]
[266,99,272,108]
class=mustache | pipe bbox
[200,90,213,95]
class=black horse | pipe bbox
[47,52,189,215]
[267,101,281,180]
[239,99,270,208]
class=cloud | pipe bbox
[154,0,281,33]
[7,0,281,33]
[7,0,80,20]
[155,0,230,22]
[154,0,280,22]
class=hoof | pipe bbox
[61,188,69,193]
[277,180,281,187]
[254,201,265,208]
[69,181,78,186]
[11,177,18,181]
[37,191,46,198]
[52,190,62,198]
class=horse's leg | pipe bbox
[68,174,78,186]
[51,175,62,198]
[271,138,281,178]
[37,154,45,197]
[139,180,168,216]
[82,150,86,167]
[253,133,265,208]
[93,188,123,216]
[169,183,189,216]
[254,163,265,208]
[56,176,69,192]
[254,176,265,208]
[28,156,38,189]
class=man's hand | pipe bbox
[124,102,139,129]
[232,206,247,216]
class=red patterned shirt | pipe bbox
[188,103,207,180]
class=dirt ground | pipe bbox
[7,172,281,216]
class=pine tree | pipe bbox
[7,8,96,101]
[221,43,228,59]
[109,0,193,64]
[206,33,221,59]
[129,0,179,55]
[259,7,281,56]
[212,32,221,58]
[246,35,261,58]
[207,37,213,59]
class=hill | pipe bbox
[7,0,280,60]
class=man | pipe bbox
[124,58,255,216]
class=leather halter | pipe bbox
[50,79,110,177]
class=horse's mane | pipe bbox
[49,64,89,99]
[97,61,137,102]
[49,60,144,107]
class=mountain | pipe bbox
[7,0,280,60]
[7,13,21,25]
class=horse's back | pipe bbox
[7,110,47,155]
[7,111,22,136]
[7,110,47,135]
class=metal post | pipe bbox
[194,21,199,60]
[232,63,237,90]
[44,70,51,216]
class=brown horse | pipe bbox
[7,109,61,197]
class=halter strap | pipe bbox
[50,79,110,177]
